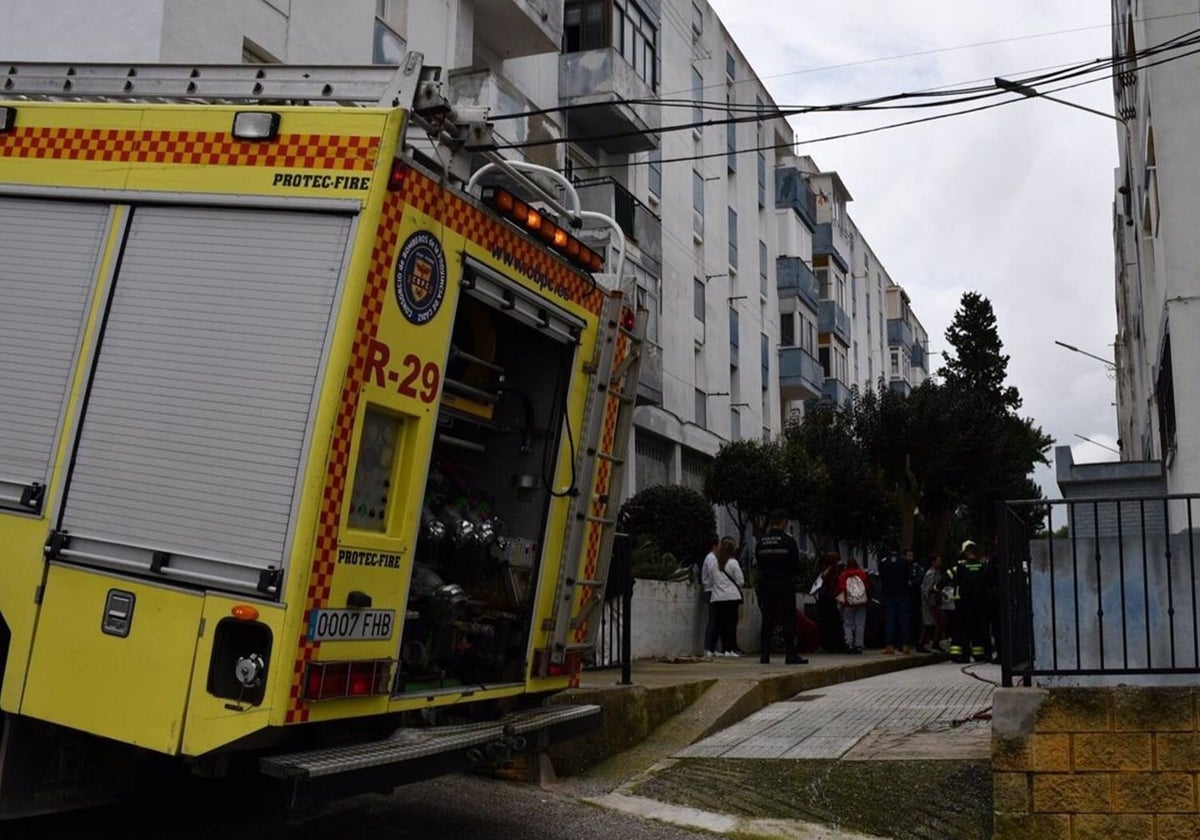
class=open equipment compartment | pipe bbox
[395,258,586,694]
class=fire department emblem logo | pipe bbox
[394,231,447,325]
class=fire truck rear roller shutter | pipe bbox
[0,197,110,514]
[58,206,352,596]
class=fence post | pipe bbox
[612,532,633,685]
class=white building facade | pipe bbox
[0,0,929,506]
[1110,0,1200,493]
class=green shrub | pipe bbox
[629,538,691,582]
[619,484,716,570]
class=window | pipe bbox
[695,388,707,427]
[691,1,703,41]
[727,208,738,269]
[692,68,704,127]
[890,349,900,378]
[853,340,859,383]
[780,312,794,347]
[758,240,768,297]
[816,266,830,300]
[1157,335,1176,456]
[731,407,741,441]
[760,333,769,386]
[836,273,846,308]
[693,276,705,322]
[729,306,740,368]
[648,149,662,199]
[726,50,736,81]
[757,151,766,207]
[819,346,831,378]
[692,170,704,236]
[851,274,857,315]
[564,1,605,52]
[727,121,737,172]
[635,265,661,345]
[565,0,658,90]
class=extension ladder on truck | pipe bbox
[545,288,645,671]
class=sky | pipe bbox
[706,1,1121,498]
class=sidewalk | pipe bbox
[548,648,947,790]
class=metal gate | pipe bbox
[997,494,1200,687]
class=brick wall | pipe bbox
[993,686,1200,839]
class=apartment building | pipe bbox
[1109,0,1200,494]
[0,0,928,502]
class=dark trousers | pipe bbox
[882,595,910,648]
[951,599,991,661]
[703,595,719,652]
[714,599,741,652]
[757,586,796,658]
[818,597,844,652]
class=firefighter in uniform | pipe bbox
[945,539,992,663]
[755,510,807,665]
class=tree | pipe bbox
[704,438,786,543]
[940,292,1053,545]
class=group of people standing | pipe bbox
[700,510,809,665]
[699,513,1000,665]
[813,540,999,662]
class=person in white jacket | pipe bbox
[704,536,746,657]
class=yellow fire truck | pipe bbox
[0,56,643,816]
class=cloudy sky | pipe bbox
[707,1,1121,497]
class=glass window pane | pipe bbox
[349,408,403,532]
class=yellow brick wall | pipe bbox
[994,687,1200,840]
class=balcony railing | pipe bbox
[910,342,926,371]
[559,49,660,153]
[813,223,849,272]
[821,378,852,407]
[818,299,851,346]
[776,256,819,313]
[574,176,662,267]
[779,346,824,401]
[775,168,817,231]
[450,68,556,153]
[888,379,912,397]
[887,318,914,349]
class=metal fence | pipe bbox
[998,494,1200,687]
[584,533,632,684]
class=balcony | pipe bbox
[775,169,817,231]
[450,68,559,160]
[887,318,914,350]
[888,379,912,397]
[910,342,926,371]
[473,0,563,60]
[779,346,824,401]
[559,49,660,154]
[574,177,662,268]
[821,378,853,407]
[818,300,851,346]
[813,223,850,272]
[776,256,819,313]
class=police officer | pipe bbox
[755,509,807,665]
[945,539,991,663]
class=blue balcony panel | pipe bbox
[779,346,824,401]
[887,318,914,349]
[774,169,817,231]
[820,378,853,407]
[776,256,820,313]
[813,223,849,272]
[818,299,851,346]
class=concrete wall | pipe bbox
[1027,534,1200,684]
[617,578,767,658]
[993,686,1200,839]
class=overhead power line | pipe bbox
[488,29,1200,160]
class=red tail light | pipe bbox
[532,649,585,678]
[387,159,408,192]
[303,659,393,701]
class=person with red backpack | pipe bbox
[836,555,871,654]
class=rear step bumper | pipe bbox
[260,704,601,800]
